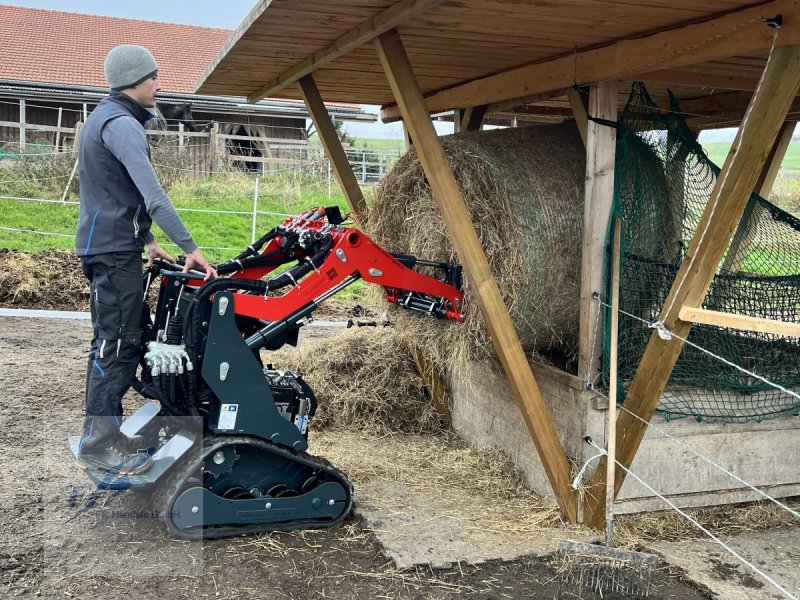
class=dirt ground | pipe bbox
[0,316,715,600]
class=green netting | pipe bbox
[602,82,800,423]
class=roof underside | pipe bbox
[196,0,800,128]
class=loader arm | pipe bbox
[215,207,465,325]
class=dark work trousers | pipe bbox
[78,252,143,453]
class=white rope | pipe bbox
[151,156,331,176]
[606,299,800,403]
[0,226,238,251]
[0,147,78,157]
[587,370,800,521]
[615,397,800,520]
[571,451,605,490]
[583,438,798,600]
[659,26,780,321]
[0,195,79,205]
[0,194,292,218]
[0,226,74,238]
[0,173,72,184]
[589,292,800,519]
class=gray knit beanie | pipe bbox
[104,45,159,91]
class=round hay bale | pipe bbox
[367,123,586,371]
[267,327,443,435]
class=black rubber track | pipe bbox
[152,434,353,540]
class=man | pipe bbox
[75,45,217,475]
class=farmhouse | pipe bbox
[0,4,374,171]
[196,0,800,526]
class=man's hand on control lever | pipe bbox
[183,248,218,281]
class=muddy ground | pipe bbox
[0,316,718,600]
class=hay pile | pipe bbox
[0,249,88,310]
[268,327,443,434]
[367,123,586,371]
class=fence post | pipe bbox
[19,99,26,153]
[210,122,221,174]
[178,122,185,153]
[54,107,63,151]
[62,121,83,202]
[327,157,332,198]
[251,176,260,243]
[361,150,367,183]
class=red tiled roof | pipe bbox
[0,4,233,93]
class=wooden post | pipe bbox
[403,123,413,149]
[578,81,618,385]
[584,45,800,529]
[62,121,82,202]
[299,74,367,222]
[19,99,26,153]
[409,345,452,427]
[567,88,589,147]
[375,29,577,522]
[54,107,63,151]
[605,218,622,547]
[178,122,185,153]
[723,119,796,272]
[210,122,221,174]
[756,119,796,197]
[459,105,486,133]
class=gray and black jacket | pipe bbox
[75,92,197,256]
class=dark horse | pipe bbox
[145,101,197,132]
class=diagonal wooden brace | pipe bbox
[375,28,577,522]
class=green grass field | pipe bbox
[0,170,349,263]
[701,139,800,170]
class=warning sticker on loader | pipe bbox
[218,404,238,430]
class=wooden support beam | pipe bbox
[403,123,413,149]
[578,82,618,384]
[567,88,589,147]
[679,91,753,114]
[722,119,796,272]
[299,74,367,223]
[756,119,796,197]
[380,0,799,118]
[247,0,446,102]
[638,70,760,93]
[375,29,577,522]
[459,105,486,132]
[409,345,452,426]
[584,44,800,530]
[678,306,800,338]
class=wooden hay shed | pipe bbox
[196,0,800,526]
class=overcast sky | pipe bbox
[2,0,259,28]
